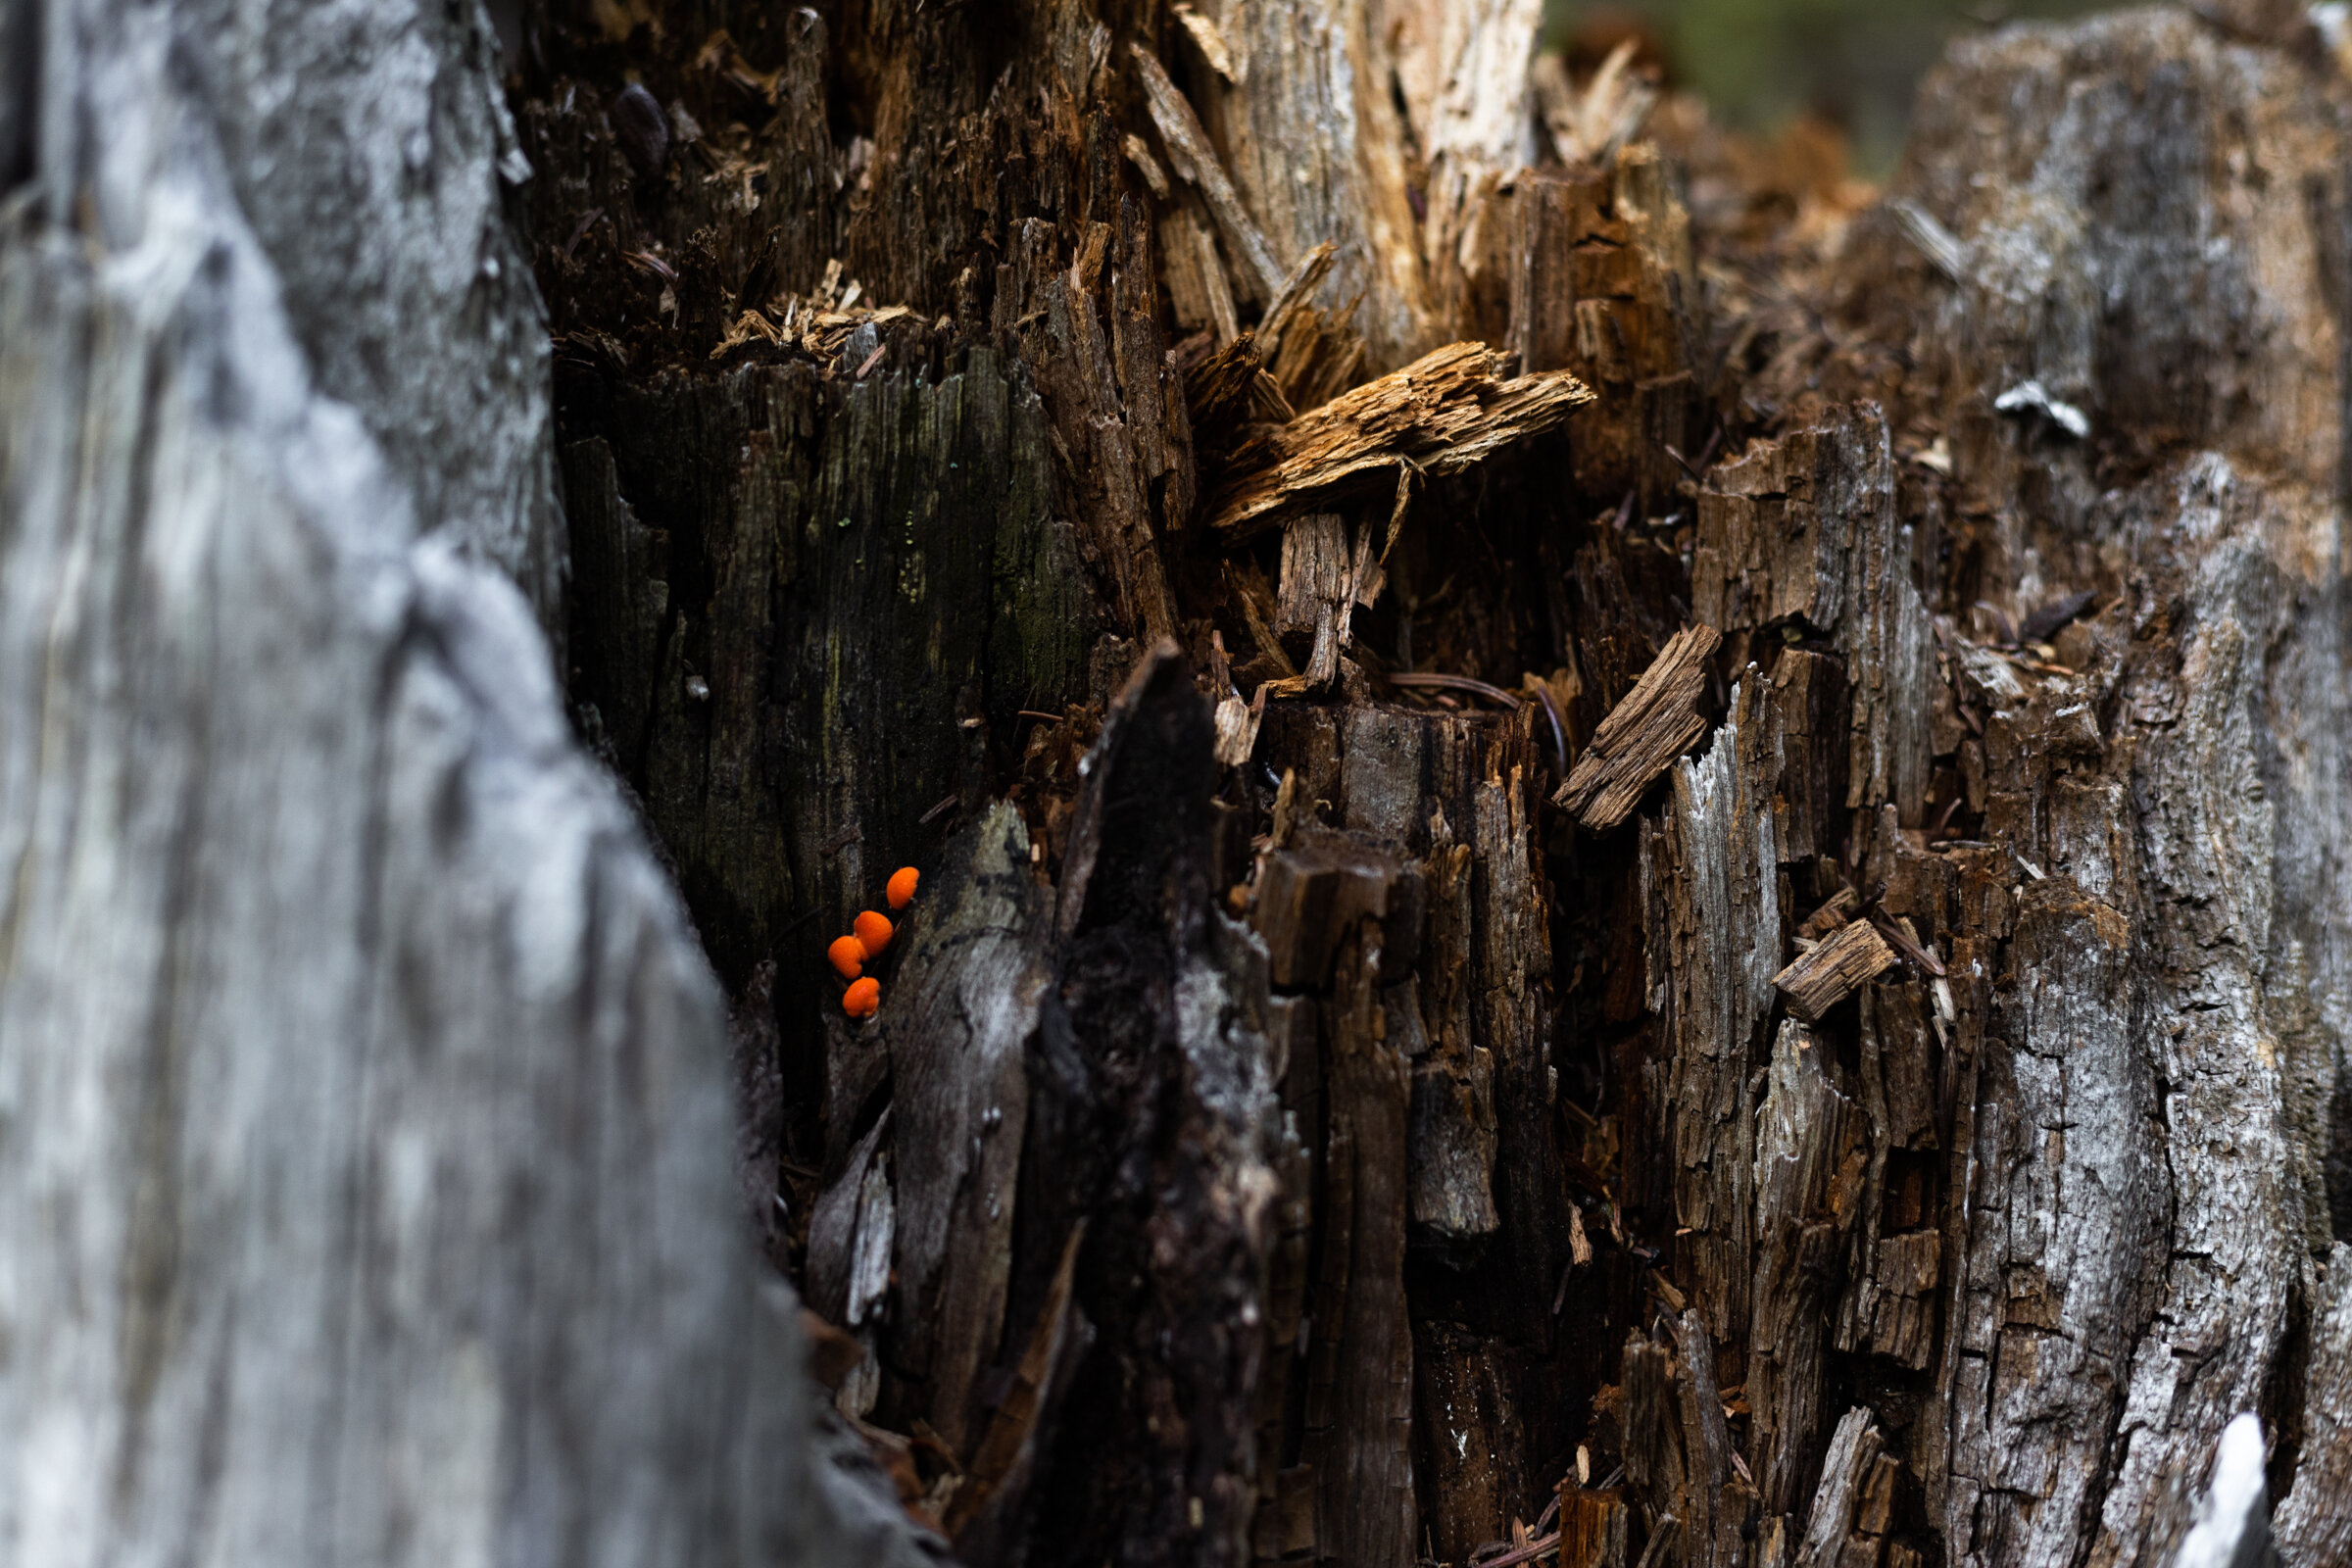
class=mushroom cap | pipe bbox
[826,935,866,980]
[854,909,894,957]
[887,865,920,909]
[843,977,881,1017]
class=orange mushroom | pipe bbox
[843,977,881,1017]
[854,909,895,958]
[827,935,866,981]
[887,865,920,909]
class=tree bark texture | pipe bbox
[9,1,2352,1567]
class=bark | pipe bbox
[9,1,2352,1567]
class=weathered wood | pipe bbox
[1695,407,1934,824]
[1793,1409,1883,1568]
[1508,148,1701,515]
[872,806,1051,1453]
[2274,1259,2352,1566]
[1205,342,1593,538]
[1771,921,1898,1025]
[1299,906,1417,1568]
[1275,513,1383,688]
[1247,697,1563,1562]
[1558,1487,1632,1568]
[39,2,2352,1564]
[0,4,927,1562]
[1643,678,1783,1348]
[1131,42,1285,304]
[1556,623,1721,830]
[1009,644,1289,1568]
[1746,1023,1860,1517]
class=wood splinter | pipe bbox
[1772,919,1898,1023]
[1204,342,1595,538]
[1552,623,1721,830]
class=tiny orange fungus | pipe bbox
[887,865,920,909]
[827,935,866,980]
[854,909,895,957]
[843,977,881,1017]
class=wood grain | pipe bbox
[1555,623,1722,831]
[1771,920,1899,1024]
[1204,341,1593,538]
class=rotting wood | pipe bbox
[1555,623,1721,830]
[1694,405,1933,824]
[1131,42,1286,304]
[39,0,2350,1563]
[1508,146,1702,515]
[1771,921,1897,1024]
[0,6,939,1562]
[1745,1022,1860,1519]
[1275,512,1384,687]
[1793,1408,1884,1568]
[1205,341,1594,538]
[1642,674,1782,1372]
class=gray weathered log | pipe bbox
[1877,18,2352,1564]
[0,4,925,1564]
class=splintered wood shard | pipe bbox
[1204,342,1594,537]
[1772,919,1898,1023]
[1130,43,1286,303]
[1553,623,1720,829]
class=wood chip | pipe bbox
[1771,919,1897,1023]
[1205,341,1594,537]
[1552,623,1719,830]
[1119,132,1169,198]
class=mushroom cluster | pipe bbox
[827,865,920,1017]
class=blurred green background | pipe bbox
[1544,0,2110,174]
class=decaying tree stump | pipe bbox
[8,0,2352,1565]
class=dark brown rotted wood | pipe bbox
[1258,699,1567,1559]
[999,201,1189,643]
[506,8,2352,1568]
[1010,644,1286,1568]
[1412,1322,1534,1568]
[1557,1488,1631,1568]
[561,347,1098,1166]
[1615,1312,1749,1568]
[1691,406,1933,825]
[1745,1022,1861,1519]
[1507,150,1704,516]
[1834,971,1945,1371]
[1297,904,1418,1568]
[1672,1310,1754,1568]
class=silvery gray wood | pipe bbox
[0,3,927,1564]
